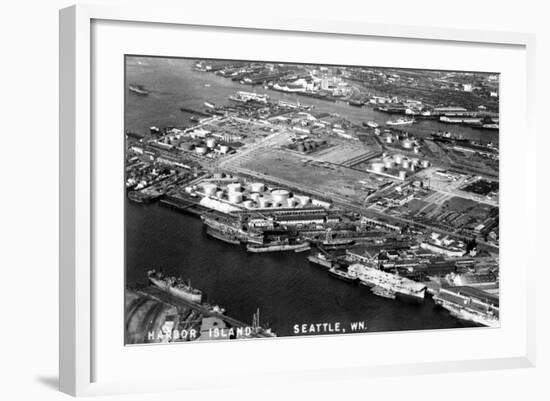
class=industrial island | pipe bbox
[125,59,500,344]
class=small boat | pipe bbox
[363,121,379,128]
[128,84,150,96]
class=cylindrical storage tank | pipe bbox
[402,159,410,169]
[402,139,413,149]
[195,146,207,155]
[258,197,270,208]
[271,189,290,204]
[411,158,420,166]
[398,170,407,180]
[296,195,310,206]
[394,154,404,164]
[422,160,430,168]
[371,162,385,173]
[215,190,224,199]
[384,159,394,169]
[201,183,217,196]
[385,136,393,144]
[227,183,242,193]
[410,164,416,172]
[413,146,420,154]
[228,192,243,204]
[242,200,254,209]
[286,198,296,208]
[250,193,261,202]
[206,137,216,148]
[219,145,230,154]
[250,182,265,193]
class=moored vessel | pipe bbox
[205,226,241,245]
[364,120,379,128]
[307,252,333,268]
[432,287,499,327]
[386,117,415,126]
[348,263,426,300]
[228,91,269,103]
[246,241,310,253]
[147,269,203,303]
[371,285,396,299]
[328,266,357,283]
[128,84,150,95]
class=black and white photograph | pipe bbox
[3,0,548,399]
[124,56,500,344]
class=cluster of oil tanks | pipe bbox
[383,136,421,153]
[197,181,312,209]
[369,154,431,180]
[291,139,327,154]
[177,136,230,155]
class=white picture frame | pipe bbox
[59,4,536,397]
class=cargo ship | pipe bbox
[128,84,150,95]
[246,241,310,253]
[147,269,203,303]
[321,238,355,249]
[371,285,396,299]
[201,214,243,245]
[228,91,269,103]
[432,287,499,327]
[386,117,415,126]
[201,213,263,245]
[127,190,158,204]
[440,303,499,327]
[347,263,426,300]
[328,266,357,282]
[205,226,241,245]
[307,251,333,268]
[321,230,355,249]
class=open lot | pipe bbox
[461,178,499,196]
[233,148,387,203]
[396,191,498,236]
[307,137,382,167]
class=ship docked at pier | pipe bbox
[228,91,269,104]
[201,213,263,245]
[307,251,333,268]
[147,269,203,303]
[432,287,499,327]
[347,263,426,300]
[386,117,415,126]
[247,240,310,253]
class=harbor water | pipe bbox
[125,56,499,144]
[126,200,476,336]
